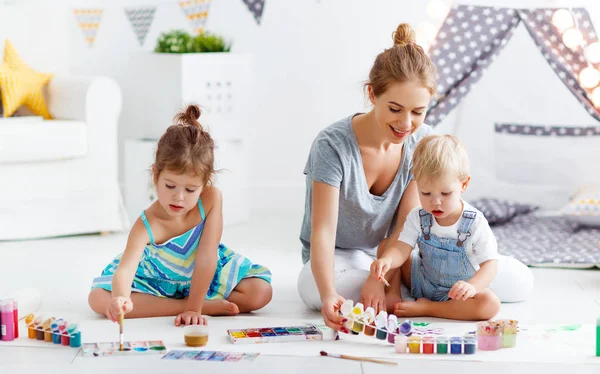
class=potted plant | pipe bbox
[125,29,251,142]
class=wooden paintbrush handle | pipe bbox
[340,354,397,366]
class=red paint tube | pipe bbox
[11,299,18,339]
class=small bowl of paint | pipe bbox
[183,325,209,347]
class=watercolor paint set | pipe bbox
[82,340,167,357]
[163,350,260,362]
[339,300,519,355]
[23,314,81,348]
[339,300,415,343]
[227,325,338,344]
[0,298,18,342]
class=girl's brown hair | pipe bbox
[153,104,215,186]
[366,23,437,96]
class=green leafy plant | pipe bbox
[154,30,231,53]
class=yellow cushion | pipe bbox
[0,40,53,119]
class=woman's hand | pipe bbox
[175,310,208,326]
[106,296,133,322]
[360,277,386,314]
[320,293,349,333]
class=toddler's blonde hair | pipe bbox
[412,134,470,182]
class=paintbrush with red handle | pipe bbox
[320,351,397,366]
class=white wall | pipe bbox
[2,0,600,214]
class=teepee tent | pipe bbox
[424,5,600,210]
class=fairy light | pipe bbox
[552,8,600,108]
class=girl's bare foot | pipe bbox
[393,298,431,317]
[202,300,240,316]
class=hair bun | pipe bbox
[185,104,201,121]
[393,23,416,46]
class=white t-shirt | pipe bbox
[398,201,499,271]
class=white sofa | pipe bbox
[0,76,128,240]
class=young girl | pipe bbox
[370,134,501,321]
[88,105,272,326]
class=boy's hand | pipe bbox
[370,257,393,281]
[448,281,476,301]
[175,310,207,326]
[106,296,133,322]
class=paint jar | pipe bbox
[0,299,15,341]
[61,333,70,346]
[476,321,502,351]
[184,325,209,347]
[394,335,408,354]
[387,315,398,344]
[450,336,462,354]
[399,320,412,336]
[25,315,36,339]
[70,331,81,348]
[52,332,62,344]
[44,329,53,342]
[500,319,518,348]
[351,303,365,335]
[463,336,476,354]
[340,300,355,333]
[408,335,421,353]
[375,311,388,340]
[435,336,448,354]
[36,328,45,341]
[596,317,600,357]
[422,335,435,354]
[363,307,376,336]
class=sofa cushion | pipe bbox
[0,118,87,163]
[0,40,53,119]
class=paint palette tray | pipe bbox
[162,350,260,362]
[81,340,167,357]
[227,325,338,344]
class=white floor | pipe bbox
[1,214,600,373]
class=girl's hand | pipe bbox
[448,281,476,301]
[175,310,207,326]
[320,293,349,333]
[106,296,133,322]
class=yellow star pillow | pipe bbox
[0,40,53,119]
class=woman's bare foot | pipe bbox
[202,300,240,316]
[393,298,432,317]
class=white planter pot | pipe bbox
[124,52,252,141]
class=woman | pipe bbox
[297,23,534,332]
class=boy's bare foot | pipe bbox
[202,300,240,316]
[393,298,431,317]
[385,293,404,314]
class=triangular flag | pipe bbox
[124,6,157,46]
[179,0,212,35]
[73,9,103,46]
[241,0,265,25]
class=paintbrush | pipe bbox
[119,313,124,351]
[379,277,390,287]
[320,351,397,366]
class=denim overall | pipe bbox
[410,209,477,301]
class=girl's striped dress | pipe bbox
[91,198,271,299]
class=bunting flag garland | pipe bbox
[179,0,212,34]
[241,0,265,25]
[73,9,103,46]
[124,7,157,46]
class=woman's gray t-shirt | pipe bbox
[300,114,432,264]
